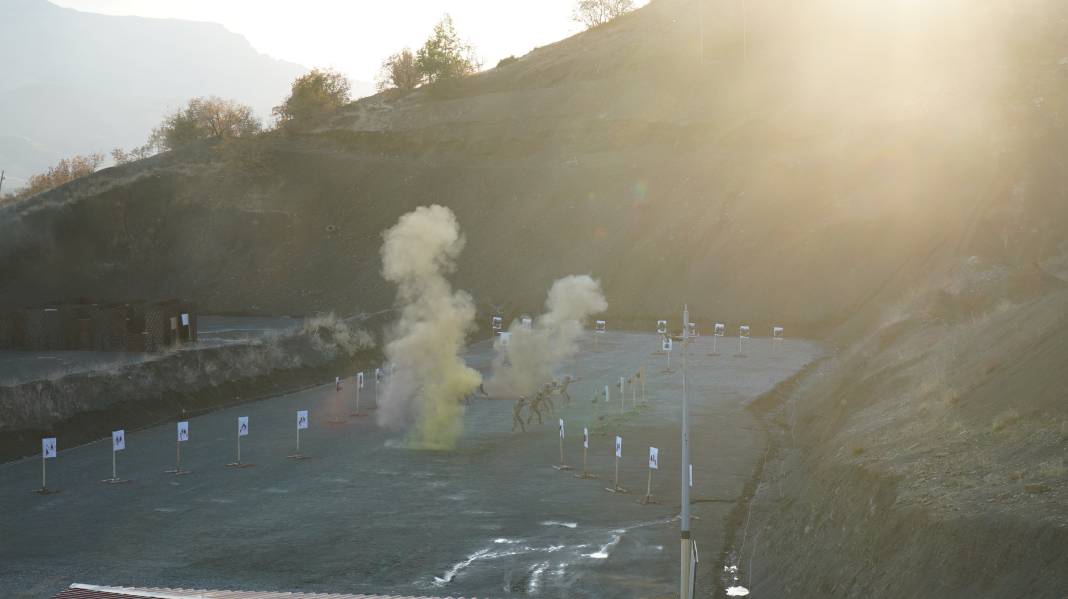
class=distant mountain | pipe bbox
[0,0,316,189]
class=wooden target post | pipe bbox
[35,438,60,495]
[102,429,132,484]
[640,447,661,505]
[287,410,310,460]
[605,435,627,493]
[575,427,597,479]
[227,416,254,468]
[165,422,191,476]
[553,419,573,471]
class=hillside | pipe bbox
[3,0,1066,330]
[2,0,1068,596]
[0,0,309,188]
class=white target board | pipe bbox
[112,430,125,452]
[375,368,383,382]
[619,376,625,393]
[492,316,503,331]
[604,384,610,403]
[689,463,694,487]
[181,313,190,326]
[238,416,249,437]
[357,372,364,388]
[649,447,659,469]
[558,418,565,439]
[297,410,309,430]
[177,421,189,442]
[583,427,589,449]
[615,435,623,458]
[662,337,673,352]
[714,323,726,337]
[773,326,784,339]
[595,320,607,333]
[520,316,533,328]
[498,331,511,347]
[688,322,697,336]
[656,320,668,334]
[42,437,57,459]
[739,325,751,339]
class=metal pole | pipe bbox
[681,304,693,599]
[176,440,181,473]
[297,427,301,454]
[41,453,46,490]
[112,449,117,480]
[614,455,619,489]
[237,432,242,464]
[559,436,564,465]
[356,386,361,414]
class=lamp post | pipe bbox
[680,304,694,599]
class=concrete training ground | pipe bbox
[0,331,822,598]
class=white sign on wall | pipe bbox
[657,320,668,334]
[714,323,726,337]
[238,416,249,437]
[177,421,189,442]
[649,447,659,469]
[583,427,589,449]
[112,429,125,452]
[42,437,57,459]
[615,435,623,458]
[297,410,309,430]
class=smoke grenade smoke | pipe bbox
[377,205,481,449]
[487,275,607,397]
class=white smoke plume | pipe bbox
[376,205,481,449]
[486,275,607,397]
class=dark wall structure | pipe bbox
[0,300,196,352]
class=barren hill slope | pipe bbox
[4,0,1067,331]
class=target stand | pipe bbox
[33,487,61,495]
[101,477,133,484]
[553,463,574,471]
[226,461,255,469]
[165,441,191,476]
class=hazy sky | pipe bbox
[49,1,634,86]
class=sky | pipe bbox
[49,0,627,86]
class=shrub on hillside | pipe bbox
[16,152,105,199]
[573,0,634,29]
[273,68,351,126]
[150,96,261,151]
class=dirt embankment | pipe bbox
[0,315,378,462]
[719,271,1068,597]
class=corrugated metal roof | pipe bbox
[53,584,477,599]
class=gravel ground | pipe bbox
[0,331,821,598]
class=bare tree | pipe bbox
[573,0,635,29]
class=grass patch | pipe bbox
[991,409,1019,433]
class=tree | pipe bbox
[416,15,479,84]
[377,48,421,92]
[573,0,634,29]
[17,152,105,199]
[149,96,261,151]
[272,68,351,125]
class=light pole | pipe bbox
[680,303,694,599]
